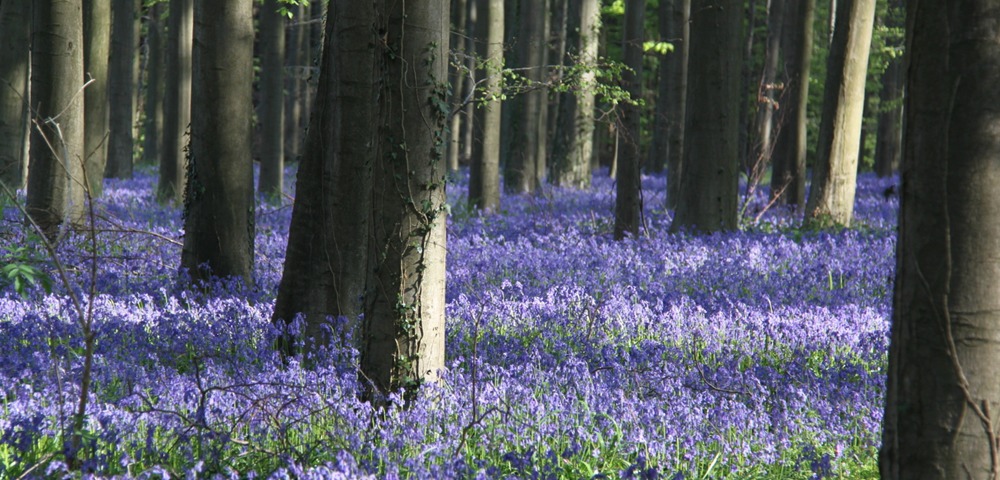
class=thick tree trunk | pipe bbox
[272,0,375,356]
[804,0,875,227]
[83,0,110,195]
[141,3,164,166]
[504,0,546,194]
[363,0,449,398]
[157,0,192,202]
[614,0,643,240]
[669,0,742,233]
[27,0,87,239]
[180,0,255,286]
[769,0,813,207]
[468,0,502,210]
[106,0,137,179]
[258,0,285,200]
[881,2,1000,477]
[0,0,30,189]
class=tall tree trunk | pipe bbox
[873,0,902,179]
[664,0,689,208]
[363,0,449,398]
[461,0,478,167]
[754,0,784,169]
[881,1,1000,477]
[545,0,568,165]
[258,0,285,200]
[27,0,87,239]
[180,0,254,286]
[669,0,743,233]
[142,3,164,166]
[614,0,644,240]
[283,1,306,162]
[83,0,110,195]
[272,0,375,356]
[447,0,469,174]
[157,0,192,202]
[504,0,546,194]
[106,0,137,179]
[769,0,814,207]
[0,0,30,189]
[468,0,502,210]
[737,0,759,175]
[804,0,875,227]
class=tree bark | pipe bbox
[0,0,30,189]
[257,0,285,200]
[283,1,306,162]
[873,0,902,179]
[769,0,813,207]
[83,0,110,195]
[27,0,87,239]
[881,1,1000,477]
[157,0,192,203]
[504,0,546,194]
[669,0,742,233]
[804,0,875,227]
[663,0,689,208]
[468,0,502,210]
[180,0,255,286]
[754,0,784,169]
[447,0,468,174]
[106,0,137,179]
[614,0,643,240]
[141,2,164,166]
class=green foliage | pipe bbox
[1,246,52,299]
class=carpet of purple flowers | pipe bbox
[0,167,896,479]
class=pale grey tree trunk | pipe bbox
[769,0,813,207]
[754,0,784,168]
[0,0,30,189]
[157,0,192,202]
[83,0,110,194]
[468,0,502,210]
[257,0,285,201]
[447,0,468,174]
[106,0,137,179]
[614,0,643,240]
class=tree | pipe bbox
[362,0,449,397]
[447,0,469,174]
[0,0,30,189]
[614,0,643,240]
[769,0,814,207]
[753,0,784,169]
[872,0,902,178]
[503,0,547,194]
[272,0,375,355]
[468,0,502,211]
[880,1,1000,477]
[83,0,110,194]
[669,0,743,233]
[158,0,192,202]
[180,0,254,285]
[142,2,165,166]
[257,0,286,200]
[648,0,689,210]
[106,0,137,179]
[283,1,307,163]
[803,0,875,227]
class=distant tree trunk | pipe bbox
[804,0,875,227]
[468,0,502,210]
[283,1,306,162]
[504,0,546,194]
[881,1,1000,476]
[363,0,449,398]
[614,0,643,240]
[142,2,164,166]
[0,0,30,189]
[535,5,550,188]
[769,0,813,207]
[106,0,137,179]
[663,0,689,208]
[669,0,742,233]
[873,0,902,179]
[180,0,254,285]
[754,0,784,168]
[447,0,468,174]
[546,0,568,164]
[83,0,110,194]
[272,0,374,355]
[550,0,600,188]
[258,0,285,200]
[737,0,759,175]
[27,0,86,239]
[461,0,478,166]
[158,0,192,202]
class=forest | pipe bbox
[0,0,997,478]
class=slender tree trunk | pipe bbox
[27,0,87,239]
[804,0,875,227]
[258,0,285,200]
[614,0,643,240]
[754,0,784,168]
[873,0,902,178]
[504,0,546,194]
[461,0,478,166]
[272,0,375,356]
[648,0,672,174]
[447,0,469,174]
[83,0,110,194]
[737,0,759,175]
[142,3,164,166]
[545,0,568,165]
[881,1,1000,476]
[669,0,743,233]
[181,0,255,285]
[664,0,689,208]
[106,0,137,179]
[468,0,502,210]
[158,0,192,202]
[769,0,813,207]
[283,1,306,162]
[0,0,30,189]
[363,0,449,398]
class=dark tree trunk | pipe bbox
[614,0,643,240]
[873,0,903,179]
[157,0,192,203]
[180,0,255,286]
[504,0,546,194]
[106,0,137,179]
[0,0,30,189]
[141,2,164,166]
[283,1,306,163]
[257,0,285,200]
[83,0,110,195]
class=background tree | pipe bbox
[27,0,87,239]
[142,2,165,166]
[448,0,470,174]
[503,0,547,194]
[614,0,643,240]
[881,1,1000,476]
[669,0,742,233]
[180,0,254,285]
[803,0,875,227]
[0,0,30,189]
[363,0,449,397]
[872,0,902,178]
[257,0,286,200]
[83,0,110,195]
[283,0,307,163]
[106,0,137,180]
[753,0,784,170]
[158,0,192,202]
[468,0,502,211]
[648,0,688,209]
[272,0,376,354]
